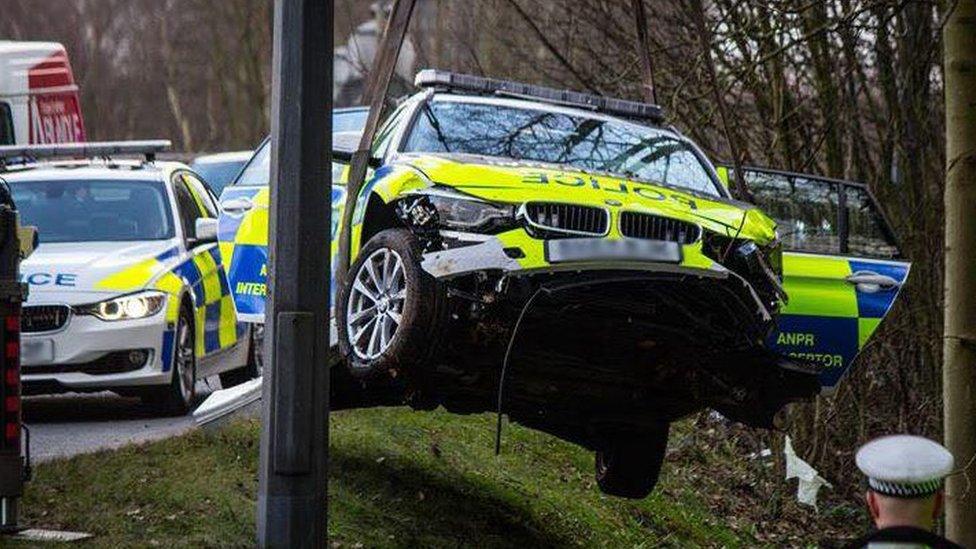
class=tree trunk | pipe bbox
[942,0,976,544]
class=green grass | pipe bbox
[5,408,791,548]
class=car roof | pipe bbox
[0,159,186,182]
[192,151,253,164]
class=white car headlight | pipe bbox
[399,187,515,233]
[78,291,167,321]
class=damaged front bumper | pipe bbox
[419,229,775,324]
[404,227,819,435]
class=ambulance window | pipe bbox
[0,103,13,145]
[182,172,218,218]
[845,185,899,259]
[172,177,203,241]
[744,170,841,254]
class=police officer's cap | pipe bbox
[856,435,954,499]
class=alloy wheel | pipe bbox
[175,319,194,402]
[346,248,407,360]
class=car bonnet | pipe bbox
[401,153,778,244]
[20,240,183,303]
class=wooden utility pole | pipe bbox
[257,0,332,546]
[630,0,658,105]
[336,0,417,285]
[688,0,751,202]
[942,0,976,544]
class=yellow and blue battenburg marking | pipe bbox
[218,181,353,319]
[218,186,270,318]
[768,253,909,389]
[96,245,242,372]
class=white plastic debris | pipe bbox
[784,435,832,510]
[193,377,262,427]
[12,529,93,542]
[748,447,774,460]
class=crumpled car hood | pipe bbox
[401,153,778,244]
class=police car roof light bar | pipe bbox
[0,140,172,167]
[414,69,665,124]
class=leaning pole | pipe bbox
[257,0,333,546]
[942,0,976,544]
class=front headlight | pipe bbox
[399,187,515,233]
[77,290,167,321]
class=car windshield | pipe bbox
[403,100,721,196]
[9,178,174,243]
[235,141,348,188]
[234,109,367,189]
[191,160,245,195]
[334,108,368,133]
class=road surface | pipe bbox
[22,378,219,462]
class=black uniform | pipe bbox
[844,526,965,549]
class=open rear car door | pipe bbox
[725,166,909,392]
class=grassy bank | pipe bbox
[7,407,861,547]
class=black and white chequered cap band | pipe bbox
[868,477,943,498]
[856,435,954,499]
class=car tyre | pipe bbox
[219,324,263,388]
[145,303,197,416]
[336,228,444,379]
[594,424,670,499]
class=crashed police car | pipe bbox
[219,71,907,498]
[0,141,257,416]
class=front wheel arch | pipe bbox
[357,193,401,257]
[144,296,197,416]
[336,228,446,379]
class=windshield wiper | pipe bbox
[421,102,452,153]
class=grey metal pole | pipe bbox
[257,0,332,547]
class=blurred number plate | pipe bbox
[22,338,54,365]
[546,238,682,264]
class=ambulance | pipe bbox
[0,41,86,146]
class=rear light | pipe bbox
[1,309,20,453]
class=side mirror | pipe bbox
[331,148,381,169]
[333,131,381,168]
[194,217,218,244]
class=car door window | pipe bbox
[182,172,219,218]
[172,175,203,243]
[844,186,898,259]
[234,142,270,187]
[0,103,13,145]
[743,170,840,254]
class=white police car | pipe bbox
[0,141,257,415]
